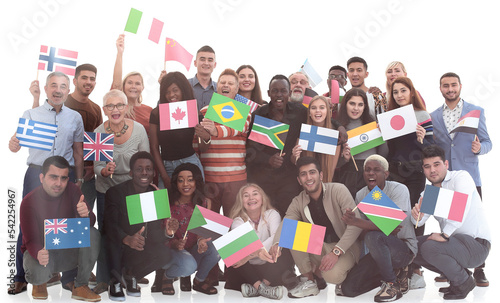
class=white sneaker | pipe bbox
[241,283,259,297]
[409,272,426,289]
[288,280,320,298]
[258,283,285,300]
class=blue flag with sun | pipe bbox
[356,186,407,236]
[205,93,251,132]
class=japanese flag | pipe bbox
[377,105,417,141]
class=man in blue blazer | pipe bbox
[431,72,492,287]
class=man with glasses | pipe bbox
[324,65,348,118]
[289,71,311,103]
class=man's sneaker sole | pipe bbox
[126,290,140,297]
[71,294,101,302]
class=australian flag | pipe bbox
[45,218,90,250]
[83,132,114,161]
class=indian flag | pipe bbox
[347,121,385,155]
[213,221,263,267]
[187,205,233,240]
[126,189,170,225]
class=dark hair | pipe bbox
[440,72,461,85]
[159,71,195,104]
[75,63,97,78]
[129,151,155,170]
[296,156,322,176]
[197,45,215,55]
[388,77,426,111]
[337,88,374,126]
[269,74,290,90]
[170,163,205,206]
[329,65,347,75]
[42,156,70,175]
[347,57,368,70]
[236,65,264,105]
[421,145,446,162]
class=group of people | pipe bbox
[7,37,492,302]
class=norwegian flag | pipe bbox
[45,219,68,235]
[235,94,259,113]
[38,45,78,76]
[83,132,114,161]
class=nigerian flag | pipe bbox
[126,189,170,225]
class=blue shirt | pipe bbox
[22,101,84,166]
[188,75,217,109]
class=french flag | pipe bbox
[38,45,78,76]
[450,110,480,134]
[420,185,468,222]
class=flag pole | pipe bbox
[415,212,420,229]
[351,151,358,171]
[43,220,46,267]
[183,230,188,240]
[352,205,358,212]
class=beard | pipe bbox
[290,92,304,102]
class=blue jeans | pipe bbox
[189,241,220,281]
[341,231,414,297]
[163,153,205,180]
[163,249,197,279]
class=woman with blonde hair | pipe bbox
[385,61,426,106]
[224,183,295,300]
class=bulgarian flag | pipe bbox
[187,205,233,240]
[124,8,164,44]
[278,218,326,255]
[450,110,480,134]
[248,115,289,150]
[302,88,318,108]
[330,79,345,104]
[347,121,385,155]
[357,186,407,236]
[420,185,468,222]
[213,221,263,267]
[126,189,170,225]
[159,99,198,130]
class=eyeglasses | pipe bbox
[104,103,126,111]
[328,74,346,80]
[290,79,308,86]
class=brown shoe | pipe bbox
[32,283,48,300]
[47,273,61,287]
[138,277,149,284]
[88,272,97,286]
[62,281,75,292]
[72,285,101,302]
[7,281,27,295]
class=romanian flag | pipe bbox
[213,221,263,267]
[126,189,170,225]
[330,79,345,104]
[165,38,193,71]
[38,45,78,76]
[450,110,480,134]
[187,205,233,240]
[204,93,251,132]
[159,99,198,130]
[124,8,164,43]
[302,88,318,108]
[347,121,384,156]
[278,218,326,255]
[420,185,468,222]
[357,186,407,236]
[248,115,289,150]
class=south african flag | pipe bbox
[248,115,289,150]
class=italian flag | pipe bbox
[124,8,164,44]
[213,221,263,267]
[347,121,385,155]
[126,189,170,225]
[187,205,233,240]
[450,110,480,134]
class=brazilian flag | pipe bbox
[205,93,251,132]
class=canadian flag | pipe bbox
[377,105,417,141]
[159,99,198,130]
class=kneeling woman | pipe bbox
[224,184,295,300]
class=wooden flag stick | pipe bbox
[351,152,358,171]
[415,212,420,229]
[279,149,283,157]
[43,220,47,267]
[182,230,188,240]
[274,246,282,263]
[36,69,39,81]
[352,205,358,212]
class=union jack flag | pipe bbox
[45,219,68,235]
[83,132,114,161]
[235,94,259,113]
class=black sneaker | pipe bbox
[125,276,141,297]
[473,268,489,287]
[374,281,402,302]
[396,266,410,295]
[443,276,475,300]
[109,281,125,302]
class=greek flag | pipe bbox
[16,118,57,151]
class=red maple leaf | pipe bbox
[172,107,186,124]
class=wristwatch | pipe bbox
[77,178,85,183]
[332,247,342,256]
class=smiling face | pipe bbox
[289,73,309,102]
[103,96,127,125]
[73,70,96,97]
[194,51,216,77]
[440,76,462,104]
[363,160,389,190]
[238,68,256,93]
[45,75,70,108]
[40,165,69,198]
[242,185,263,214]
[217,74,238,99]
[131,158,154,192]
[268,79,290,111]
[176,170,196,198]
[309,98,328,126]
[346,95,365,120]
[166,83,183,102]
[297,163,323,196]
[392,82,412,107]
[386,64,407,86]
[347,62,369,89]
[422,157,449,187]
[123,74,144,101]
